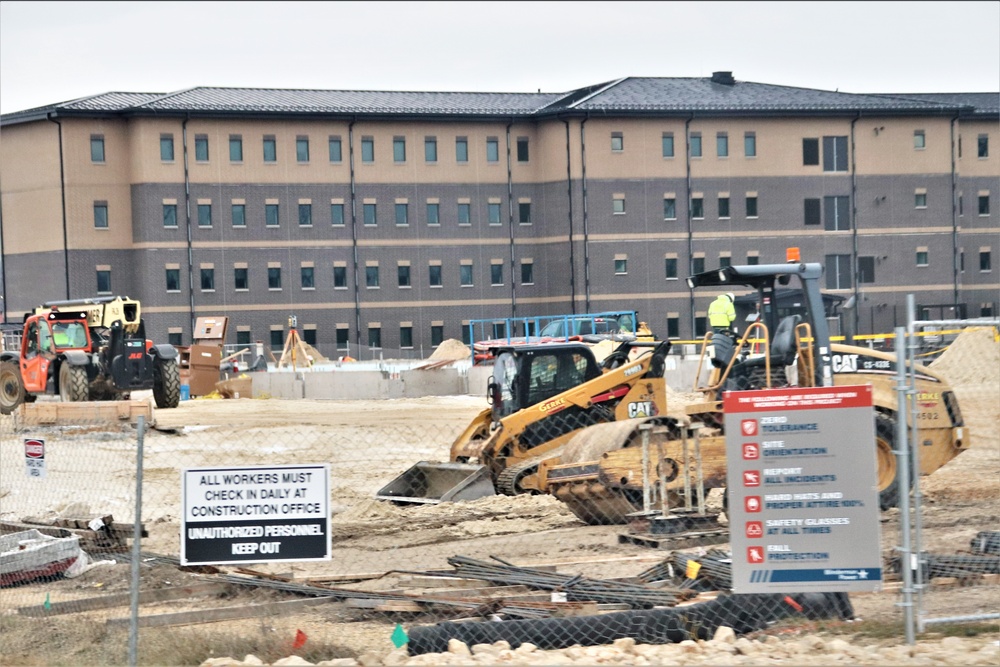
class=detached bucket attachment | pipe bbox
[375,461,496,505]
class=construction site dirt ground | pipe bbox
[0,330,998,664]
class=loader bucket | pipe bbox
[375,461,496,505]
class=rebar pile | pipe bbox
[636,548,733,592]
[970,531,1000,555]
[890,552,1000,579]
[437,555,689,609]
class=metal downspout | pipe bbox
[685,114,694,335]
[48,114,70,300]
[949,115,959,308]
[505,120,516,319]
[580,116,591,312]
[562,118,576,312]
[0,189,5,322]
[348,119,362,348]
[181,117,195,335]
[850,112,860,339]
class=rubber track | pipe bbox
[496,452,560,496]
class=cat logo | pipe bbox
[539,398,567,414]
[627,401,657,418]
[832,354,858,373]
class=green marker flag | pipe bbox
[44,593,51,610]
[391,623,408,648]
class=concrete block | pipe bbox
[401,368,463,397]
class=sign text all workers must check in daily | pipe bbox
[181,464,330,566]
[725,385,882,593]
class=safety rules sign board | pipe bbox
[24,438,46,479]
[725,385,882,593]
[181,464,330,566]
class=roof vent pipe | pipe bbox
[711,71,735,85]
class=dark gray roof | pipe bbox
[3,76,996,125]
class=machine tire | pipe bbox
[153,358,181,409]
[0,360,25,414]
[59,363,89,403]
[876,411,906,510]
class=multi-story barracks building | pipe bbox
[1,73,997,357]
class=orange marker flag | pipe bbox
[292,629,308,650]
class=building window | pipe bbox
[230,135,243,162]
[824,196,848,230]
[93,202,108,229]
[692,257,705,274]
[336,328,349,351]
[299,203,312,226]
[665,257,678,279]
[302,328,317,346]
[856,257,875,284]
[268,267,282,289]
[91,135,105,163]
[979,194,990,216]
[916,250,929,267]
[395,203,408,226]
[368,327,381,349]
[978,134,989,158]
[518,202,531,224]
[611,132,624,152]
[232,204,246,227]
[746,255,760,265]
[690,133,702,158]
[516,137,529,162]
[234,267,249,290]
[200,268,215,291]
[398,264,411,287]
[823,136,848,172]
[400,326,413,349]
[666,316,679,338]
[363,203,377,226]
[718,196,730,219]
[195,134,209,162]
[456,137,468,163]
[431,325,444,347]
[160,135,174,161]
[458,203,471,225]
[333,266,347,289]
[96,269,111,293]
[301,266,315,289]
[486,138,499,162]
[296,137,310,163]
[460,264,474,286]
[614,258,627,275]
[691,197,704,219]
[804,198,821,225]
[366,266,379,288]
[427,202,440,225]
[694,316,707,338]
[491,263,503,285]
[163,204,178,227]
[716,133,728,157]
[915,192,927,208]
[165,268,180,292]
[744,132,756,157]
[331,203,345,226]
[270,330,284,348]
[664,197,676,220]
[266,203,279,227]
[425,137,437,163]
[914,130,926,150]
[198,204,212,227]
[520,261,534,285]
[825,254,851,289]
[169,332,183,347]
[429,264,442,287]
[612,197,625,215]
[662,133,674,158]
[263,136,277,162]
[980,250,992,272]
[393,137,406,163]
[329,136,342,162]
[361,137,374,163]
[488,202,502,225]
[720,255,731,269]
[803,138,819,166]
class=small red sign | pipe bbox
[743,470,761,487]
[741,419,758,436]
[24,439,45,458]
[746,521,763,538]
[742,443,759,460]
[747,546,765,563]
[744,495,762,513]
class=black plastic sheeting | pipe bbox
[408,592,853,655]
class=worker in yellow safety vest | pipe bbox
[708,292,737,334]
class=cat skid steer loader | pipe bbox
[539,253,969,524]
[376,339,679,506]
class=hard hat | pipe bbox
[726,292,735,303]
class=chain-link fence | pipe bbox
[1,321,997,665]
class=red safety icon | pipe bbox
[745,521,763,538]
[747,546,764,563]
[742,443,759,460]
[745,496,762,513]
[741,419,758,436]
[743,470,761,487]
